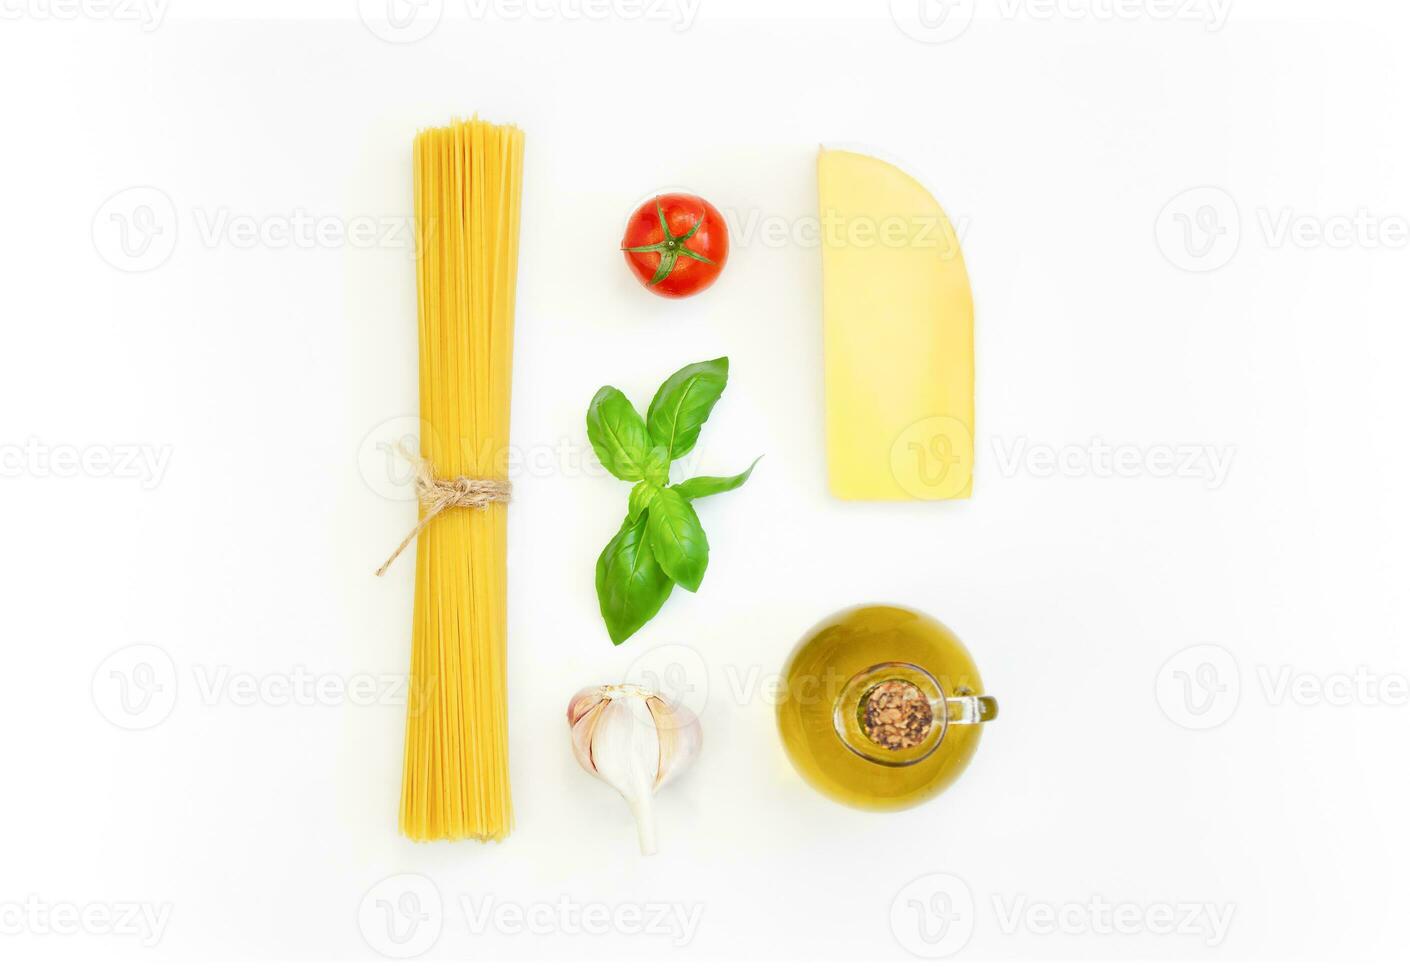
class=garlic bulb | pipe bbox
[567,684,702,855]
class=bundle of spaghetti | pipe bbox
[401,118,523,842]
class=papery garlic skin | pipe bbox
[567,684,702,855]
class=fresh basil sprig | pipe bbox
[587,357,759,645]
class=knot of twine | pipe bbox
[375,440,511,577]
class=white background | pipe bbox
[2,0,1409,967]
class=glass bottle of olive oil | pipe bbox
[776,605,998,810]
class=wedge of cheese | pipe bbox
[818,147,973,500]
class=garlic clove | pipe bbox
[567,686,605,728]
[645,695,703,791]
[567,687,608,773]
[589,693,664,855]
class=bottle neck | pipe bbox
[832,662,949,767]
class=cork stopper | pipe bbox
[860,680,934,750]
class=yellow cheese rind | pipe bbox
[818,147,974,501]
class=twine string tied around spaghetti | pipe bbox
[375,438,511,577]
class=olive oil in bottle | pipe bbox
[776,605,998,811]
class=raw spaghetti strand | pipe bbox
[397,118,523,842]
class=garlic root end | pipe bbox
[630,795,658,856]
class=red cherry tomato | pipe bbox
[621,193,729,298]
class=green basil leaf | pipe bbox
[672,457,761,501]
[595,512,675,646]
[646,487,709,593]
[587,386,652,481]
[646,357,728,460]
[643,445,670,486]
[627,481,659,523]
